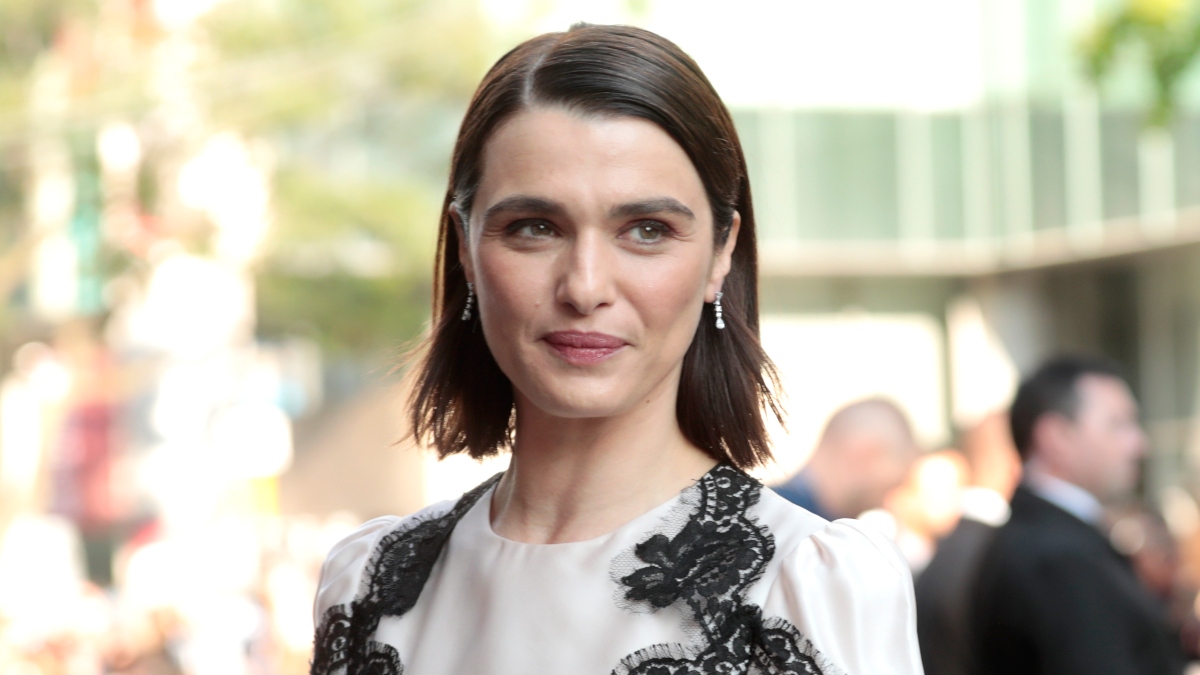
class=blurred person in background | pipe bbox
[882,449,970,574]
[1108,506,1200,660]
[773,397,921,520]
[309,24,923,675]
[970,355,1186,675]
[915,413,1022,675]
[104,608,184,675]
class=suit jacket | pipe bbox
[916,517,998,675]
[771,470,833,521]
[969,485,1185,675]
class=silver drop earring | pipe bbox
[714,291,725,330]
[462,282,474,321]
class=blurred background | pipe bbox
[1,0,1199,672]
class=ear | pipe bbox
[705,211,741,303]
[450,203,475,284]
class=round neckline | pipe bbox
[473,478,694,548]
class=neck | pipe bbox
[490,380,717,544]
[1023,460,1106,524]
[1023,457,1095,499]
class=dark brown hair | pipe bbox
[409,23,782,469]
[1009,353,1128,460]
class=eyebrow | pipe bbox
[610,197,695,221]
[481,195,696,222]
[482,195,566,222]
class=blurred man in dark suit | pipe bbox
[970,355,1185,675]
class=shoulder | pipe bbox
[753,484,913,605]
[756,509,922,674]
[916,518,997,594]
[786,517,912,592]
[758,486,914,616]
[755,486,909,581]
[976,507,1123,614]
[754,482,833,548]
[312,500,456,622]
[990,501,1109,571]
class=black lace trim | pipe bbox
[612,464,842,675]
[309,474,501,675]
[311,464,839,675]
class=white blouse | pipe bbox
[311,464,924,675]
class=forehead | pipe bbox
[474,107,708,215]
[1076,374,1136,412]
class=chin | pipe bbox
[529,392,637,419]
[519,380,643,420]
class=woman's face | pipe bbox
[457,107,739,421]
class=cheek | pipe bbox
[623,258,708,338]
[1094,429,1133,475]
[475,250,549,322]
[471,250,553,375]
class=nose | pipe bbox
[554,229,615,316]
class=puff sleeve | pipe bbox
[312,515,400,626]
[760,519,925,675]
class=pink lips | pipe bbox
[543,331,627,365]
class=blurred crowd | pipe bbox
[773,354,1200,674]
[0,505,356,675]
[0,334,346,675]
[7,349,1200,674]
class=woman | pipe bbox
[311,24,923,675]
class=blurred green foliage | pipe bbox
[203,0,493,360]
[0,0,497,363]
[0,0,87,237]
[258,165,441,356]
[0,0,93,81]
[1083,0,1200,127]
[201,0,491,132]
[256,272,430,358]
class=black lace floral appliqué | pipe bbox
[310,464,840,675]
[309,474,501,675]
[612,464,841,675]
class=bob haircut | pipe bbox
[409,23,782,469]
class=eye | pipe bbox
[509,219,556,238]
[627,221,670,243]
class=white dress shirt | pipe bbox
[1022,463,1105,526]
